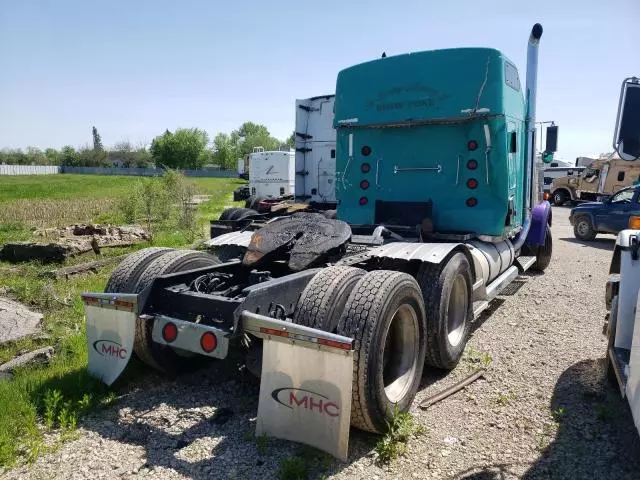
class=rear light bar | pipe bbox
[242,311,354,353]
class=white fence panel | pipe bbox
[0,165,60,175]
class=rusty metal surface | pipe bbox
[243,213,351,271]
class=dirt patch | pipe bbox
[0,225,150,263]
[0,297,43,343]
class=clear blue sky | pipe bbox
[1,0,638,162]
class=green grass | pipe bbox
[374,405,424,465]
[0,173,244,467]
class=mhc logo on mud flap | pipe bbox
[271,387,340,418]
[93,340,127,359]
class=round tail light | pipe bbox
[468,140,478,151]
[467,178,478,189]
[466,197,478,207]
[359,196,368,206]
[360,179,370,190]
[162,322,178,343]
[361,146,372,156]
[467,159,478,170]
[361,163,371,173]
[200,332,217,353]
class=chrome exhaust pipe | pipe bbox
[513,23,543,251]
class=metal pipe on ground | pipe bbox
[419,368,486,409]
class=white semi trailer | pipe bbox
[294,94,337,208]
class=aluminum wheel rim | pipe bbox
[447,274,468,347]
[577,220,590,237]
[554,193,562,204]
[382,304,419,403]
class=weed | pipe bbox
[375,404,422,464]
[256,432,269,455]
[464,346,493,370]
[494,391,517,406]
[277,456,308,480]
[43,389,63,429]
[552,406,565,423]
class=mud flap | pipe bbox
[82,293,138,386]
[242,311,354,460]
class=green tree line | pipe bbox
[0,123,295,170]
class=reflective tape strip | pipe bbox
[81,293,138,313]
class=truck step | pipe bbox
[516,255,536,272]
[499,279,528,296]
[473,301,489,319]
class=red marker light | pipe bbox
[466,197,478,207]
[361,146,372,156]
[361,163,371,173]
[200,332,217,353]
[467,178,478,189]
[360,179,370,190]
[162,322,178,343]
[467,159,478,170]
[468,140,478,151]
[359,196,368,206]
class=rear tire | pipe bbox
[521,225,553,272]
[249,196,265,210]
[219,208,240,221]
[337,270,426,433]
[132,250,221,375]
[416,252,472,370]
[553,190,568,206]
[293,266,365,332]
[105,247,174,294]
[606,295,619,386]
[229,208,258,221]
[573,215,596,241]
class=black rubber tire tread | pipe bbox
[229,208,258,221]
[573,215,596,241]
[250,196,265,210]
[336,270,426,433]
[104,247,174,293]
[416,252,473,370]
[606,295,619,386]
[292,266,365,332]
[532,226,553,271]
[209,244,246,263]
[553,190,568,206]
[132,250,221,373]
[219,208,240,221]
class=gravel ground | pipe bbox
[4,206,640,480]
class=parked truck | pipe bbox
[295,95,338,208]
[550,155,640,205]
[82,24,554,459]
[601,76,640,436]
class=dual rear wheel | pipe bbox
[294,255,473,433]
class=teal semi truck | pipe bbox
[81,24,555,459]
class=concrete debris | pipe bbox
[0,297,43,343]
[0,224,150,263]
[0,346,54,380]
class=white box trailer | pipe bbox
[295,95,337,206]
[237,158,245,175]
[248,149,295,199]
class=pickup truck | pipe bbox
[570,185,640,240]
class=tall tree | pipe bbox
[286,131,295,148]
[150,128,209,169]
[92,126,104,151]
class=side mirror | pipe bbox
[541,151,554,164]
[613,77,640,161]
[545,125,558,152]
